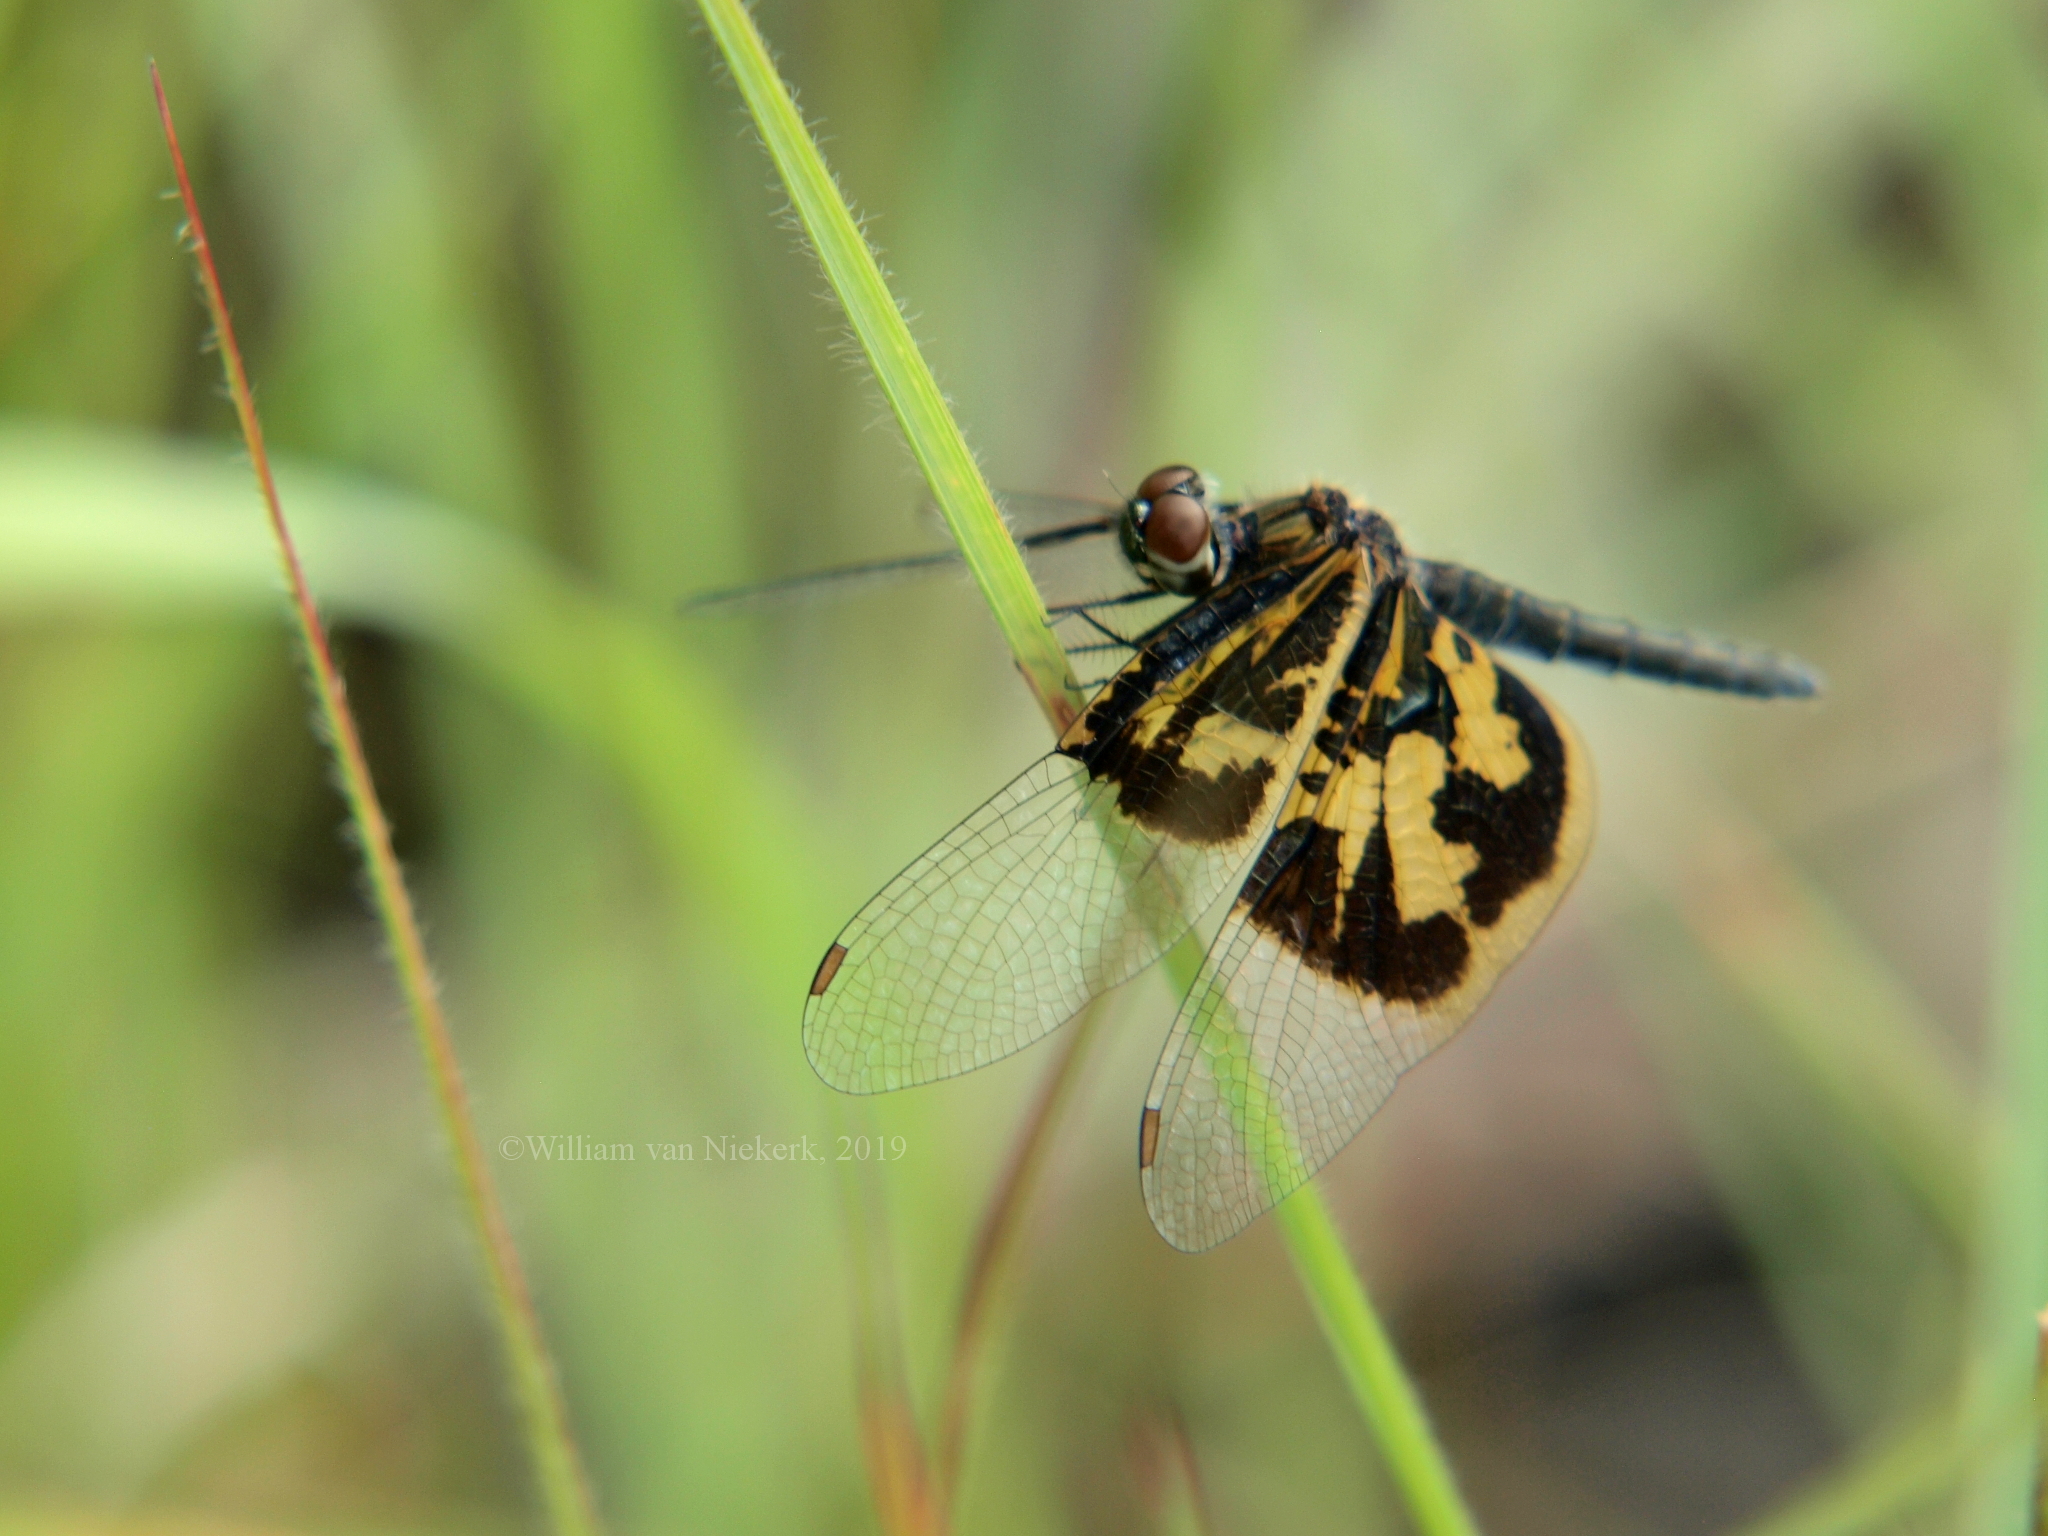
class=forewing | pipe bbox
[1049,590,1191,691]
[1011,502,1185,684]
[1140,587,1597,1250]
[805,551,1373,1094]
[688,496,1127,617]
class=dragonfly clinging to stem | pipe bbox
[693,466,1820,1249]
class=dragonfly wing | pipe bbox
[1001,493,1120,540]
[991,494,1191,670]
[1141,587,1597,1250]
[1049,591,1192,689]
[919,490,1116,544]
[805,754,1222,1092]
[806,549,1375,1094]
[688,497,1122,616]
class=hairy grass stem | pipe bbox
[689,6,1482,1532]
[150,63,602,1536]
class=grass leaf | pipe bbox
[692,0,1080,730]
[150,64,603,1536]
[687,7,1483,1532]
[1953,299,2048,1532]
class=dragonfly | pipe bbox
[692,467,1821,1250]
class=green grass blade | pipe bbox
[1735,1403,2028,1536]
[1273,1191,1481,1536]
[689,8,1481,1532]
[693,0,1080,728]
[1954,311,2048,1532]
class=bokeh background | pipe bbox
[0,0,2041,1532]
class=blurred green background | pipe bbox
[0,0,2040,1532]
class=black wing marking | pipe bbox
[805,550,1373,1093]
[1140,587,1597,1250]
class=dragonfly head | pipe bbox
[1123,464,1224,595]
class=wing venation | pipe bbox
[805,549,1374,1096]
[1143,594,1597,1249]
[806,754,1223,1091]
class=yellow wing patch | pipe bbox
[1141,595,1596,1248]
[1060,555,1373,849]
[1430,616,1532,789]
[804,545,1382,1095]
[1384,731,1480,925]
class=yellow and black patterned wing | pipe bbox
[1139,582,1596,1250]
[805,551,1374,1094]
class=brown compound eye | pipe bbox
[1136,464,1200,504]
[1123,464,1218,592]
[1143,490,1210,567]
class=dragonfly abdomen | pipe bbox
[1411,560,1822,699]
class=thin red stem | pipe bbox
[151,62,601,1536]
[934,1001,1106,1506]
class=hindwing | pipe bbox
[1140,582,1596,1250]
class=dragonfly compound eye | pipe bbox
[1143,491,1211,570]
[1136,464,1201,503]
[1127,466,1216,590]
